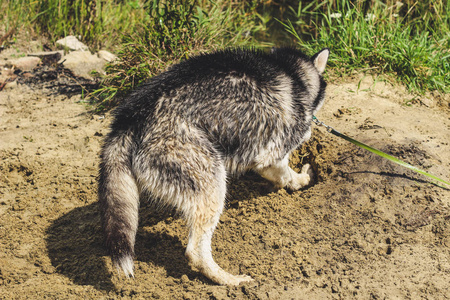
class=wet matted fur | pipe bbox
[99,47,330,285]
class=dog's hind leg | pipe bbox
[254,153,314,191]
[183,162,253,285]
[135,129,253,285]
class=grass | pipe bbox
[277,0,450,93]
[1,0,152,50]
[1,0,267,109]
[1,0,448,101]
[91,0,267,110]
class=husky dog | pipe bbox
[99,47,329,285]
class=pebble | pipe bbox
[98,50,117,62]
[11,56,41,71]
[0,35,117,84]
[181,274,190,284]
[58,50,106,80]
[56,35,89,51]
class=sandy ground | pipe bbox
[0,61,449,299]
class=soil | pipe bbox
[1,45,450,299]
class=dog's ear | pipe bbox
[312,48,330,75]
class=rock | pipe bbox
[0,69,15,89]
[3,80,18,90]
[1,67,15,76]
[21,72,34,79]
[56,36,89,51]
[58,50,106,80]
[180,274,190,284]
[28,51,64,65]
[97,50,117,62]
[11,56,41,71]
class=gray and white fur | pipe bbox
[98,47,330,285]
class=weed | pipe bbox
[277,0,449,93]
[1,0,448,97]
[92,0,264,110]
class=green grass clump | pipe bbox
[2,0,448,97]
[1,0,267,110]
[92,0,265,110]
[278,0,450,93]
[1,0,150,49]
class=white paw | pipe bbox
[187,251,254,286]
[301,163,314,182]
[201,266,254,285]
[289,164,314,190]
[218,273,253,286]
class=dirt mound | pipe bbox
[0,73,449,299]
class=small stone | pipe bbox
[59,50,106,80]
[1,68,14,76]
[22,72,33,78]
[181,274,189,284]
[56,35,89,51]
[3,80,18,90]
[12,56,41,71]
[98,50,117,62]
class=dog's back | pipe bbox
[109,48,326,170]
[99,47,329,285]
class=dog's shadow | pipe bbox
[45,202,112,291]
[45,172,272,292]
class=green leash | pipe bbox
[312,115,450,188]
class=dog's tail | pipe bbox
[98,131,139,277]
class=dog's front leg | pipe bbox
[254,154,313,191]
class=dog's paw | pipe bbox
[219,273,253,286]
[289,164,314,190]
[301,163,314,185]
[195,259,254,286]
